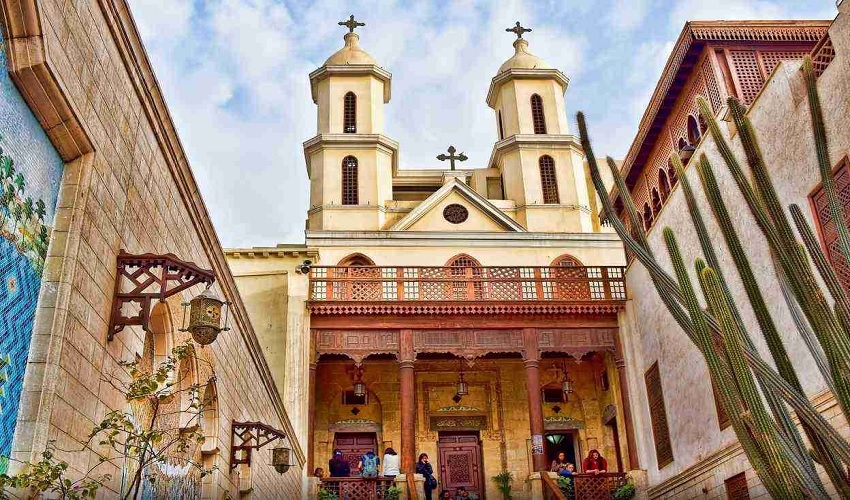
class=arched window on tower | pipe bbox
[643,203,654,230]
[658,168,671,202]
[539,155,559,204]
[651,187,662,216]
[343,92,357,133]
[342,156,359,205]
[531,94,547,134]
[687,115,701,145]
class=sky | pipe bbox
[129,0,837,248]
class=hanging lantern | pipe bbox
[456,371,469,396]
[271,446,292,474]
[182,286,230,346]
[353,380,367,397]
[561,378,573,395]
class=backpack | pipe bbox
[361,454,378,477]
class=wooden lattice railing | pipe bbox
[574,473,628,500]
[541,472,567,500]
[318,477,396,500]
[309,266,627,303]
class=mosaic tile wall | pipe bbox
[0,32,64,472]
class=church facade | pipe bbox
[227,20,633,500]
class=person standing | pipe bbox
[359,449,380,478]
[582,449,608,474]
[416,453,437,500]
[382,448,400,478]
[550,451,570,473]
[329,449,351,477]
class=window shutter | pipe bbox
[725,472,749,500]
[342,156,359,205]
[531,94,547,134]
[811,158,850,294]
[539,155,559,204]
[645,362,673,468]
[343,92,357,133]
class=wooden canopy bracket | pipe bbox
[108,250,216,340]
[230,420,287,470]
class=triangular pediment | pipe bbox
[389,179,526,232]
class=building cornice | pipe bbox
[308,64,392,103]
[307,301,625,316]
[224,246,317,259]
[302,133,399,177]
[305,230,625,248]
[486,68,570,108]
[487,134,583,169]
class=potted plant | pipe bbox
[613,483,636,500]
[317,488,340,500]
[491,471,513,499]
[385,485,402,500]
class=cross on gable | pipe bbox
[506,21,531,39]
[339,15,365,33]
[436,145,468,171]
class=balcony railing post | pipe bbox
[534,268,544,301]
[603,267,612,301]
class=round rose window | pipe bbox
[443,204,469,224]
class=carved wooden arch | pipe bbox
[445,253,481,267]
[316,350,399,366]
[0,0,93,161]
[551,254,584,267]
[338,253,375,266]
[686,115,701,145]
[658,168,671,201]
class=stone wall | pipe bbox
[620,4,850,497]
[2,0,302,497]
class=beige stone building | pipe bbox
[228,19,634,500]
[0,0,302,498]
[611,5,850,499]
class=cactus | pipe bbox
[576,75,850,494]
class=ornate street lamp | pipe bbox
[271,446,292,474]
[180,285,231,346]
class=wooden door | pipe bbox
[333,432,377,477]
[438,432,484,498]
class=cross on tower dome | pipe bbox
[506,21,532,39]
[339,15,365,33]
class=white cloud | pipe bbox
[609,0,651,30]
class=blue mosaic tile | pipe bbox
[0,29,64,472]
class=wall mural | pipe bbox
[0,32,64,472]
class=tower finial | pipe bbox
[339,14,365,34]
[506,21,531,40]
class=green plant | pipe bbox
[491,470,513,499]
[317,488,340,500]
[384,485,402,500]
[0,342,216,500]
[613,483,636,500]
[576,53,850,498]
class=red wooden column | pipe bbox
[523,328,547,472]
[615,335,640,469]
[400,329,416,472]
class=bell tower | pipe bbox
[303,16,398,231]
[487,23,593,233]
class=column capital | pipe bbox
[523,358,540,369]
[522,327,540,362]
[399,360,415,370]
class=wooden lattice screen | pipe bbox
[531,94,547,134]
[725,472,750,500]
[343,92,356,133]
[811,158,850,295]
[342,156,359,205]
[645,362,674,468]
[540,155,559,204]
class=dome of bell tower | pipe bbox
[324,32,378,66]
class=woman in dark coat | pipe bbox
[329,449,351,477]
[416,453,436,500]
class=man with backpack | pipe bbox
[359,449,380,478]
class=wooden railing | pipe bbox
[318,477,396,500]
[406,473,418,500]
[541,472,567,500]
[542,472,628,500]
[309,266,627,302]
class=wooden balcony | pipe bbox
[308,266,627,305]
[318,477,397,500]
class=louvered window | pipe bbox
[645,362,673,468]
[342,156,359,205]
[811,158,850,294]
[539,155,559,204]
[531,94,547,134]
[725,472,749,500]
[498,111,505,140]
[343,92,356,133]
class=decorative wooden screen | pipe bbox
[540,155,559,204]
[760,50,810,76]
[531,94,547,134]
[811,158,850,294]
[343,92,356,133]
[811,35,835,78]
[553,254,583,267]
[342,156,359,205]
[645,362,673,468]
[725,472,750,500]
[729,50,765,104]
